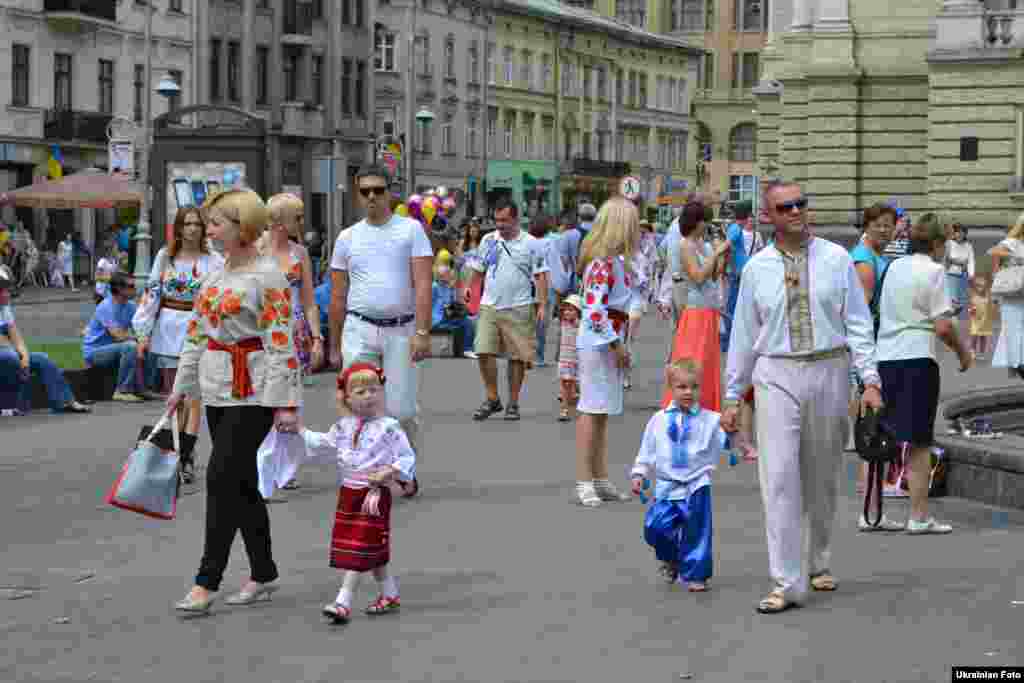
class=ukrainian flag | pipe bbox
[47,145,63,180]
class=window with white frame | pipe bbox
[597,66,607,100]
[487,109,497,155]
[416,34,430,76]
[562,62,575,96]
[503,119,513,157]
[445,37,455,79]
[729,175,758,204]
[700,52,714,90]
[522,116,533,158]
[442,117,454,154]
[503,47,514,83]
[667,78,676,112]
[678,78,688,111]
[729,123,756,161]
[679,0,705,31]
[521,50,532,89]
[582,66,591,99]
[468,41,479,84]
[734,0,768,32]
[540,54,551,92]
[467,116,478,157]
[486,43,495,84]
[417,118,432,154]
[12,44,30,108]
[732,52,760,90]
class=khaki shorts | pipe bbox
[475,304,536,362]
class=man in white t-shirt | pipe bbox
[465,201,549,421]
[328,166,433,495]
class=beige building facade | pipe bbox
[667,0,773,210]
[0,0,194,246]
[755,0,1024,229]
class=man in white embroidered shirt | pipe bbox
[328,165,433,497]
[721,182,884,615]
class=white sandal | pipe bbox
[574,481,602,507]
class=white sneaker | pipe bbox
[463,351,478,359]
[858,514,904,532]
[905,517,953,535]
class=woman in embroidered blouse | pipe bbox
[660,201,731,412]
[264,194,322,380]
[573,197,642,508]
[167,189,301,614]
[134,208,224,479]
[990,212,1024,379]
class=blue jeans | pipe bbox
[85,341,157,393]
[434,317,476,354]
[536,288,557,363]
[0,348,74,412]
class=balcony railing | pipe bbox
[283,1,313,36]
[43,0,116,22]
[44,109,114,144]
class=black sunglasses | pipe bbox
[359,186,388,198]
[776,197,808,213]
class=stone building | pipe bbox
[198,0,375,234]
[489,0,703,217]
[0,0,193,247]
[373,0,490,213]
[755,0,1024,229]
[666,0,773,209]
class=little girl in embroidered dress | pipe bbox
[297,363,416,624]
[631,359,727,592]
[557,294,581,422]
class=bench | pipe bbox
[25,366,117,410]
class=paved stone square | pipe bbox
[1,314,1022,683]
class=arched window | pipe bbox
[729,123,756,162]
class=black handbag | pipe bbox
[854,406,905,527]
[444,301,467,320]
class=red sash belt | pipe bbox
[207,337,263,399]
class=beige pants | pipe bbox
[753,353,850,603]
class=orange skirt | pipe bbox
[661,307,721,412]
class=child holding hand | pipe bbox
[297,363,416,624]
[969,274,994,360]
[630,358,727,592]
[557,294,582,422]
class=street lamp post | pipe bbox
[132,1,180,290]
[408,108,435,196]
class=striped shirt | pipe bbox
[882,238,910,260]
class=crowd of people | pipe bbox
[7,165,1024,621]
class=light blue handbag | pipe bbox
[106,409,181,520]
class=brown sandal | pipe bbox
[810,574,837,591]
[756,590,793,614]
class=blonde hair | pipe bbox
[203,189,268,246]
[346,369,381,393]
[577,197,640,276]
[1008,212,1024,241]
[665,358,702,385]
[268,193,305,238]
[908,212,949,254]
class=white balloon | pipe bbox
[436,186,448,198]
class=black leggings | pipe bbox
[194,405,278,591]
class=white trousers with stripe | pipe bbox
[753,354,850,603]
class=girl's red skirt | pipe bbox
[329,486,392,571]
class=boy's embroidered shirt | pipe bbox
[577,257,634,349]
[632,404,726,501]
[301,416,416,489]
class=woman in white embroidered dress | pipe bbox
[990,212,1024,379]
[263,194,322,381]
[167,189,301,614]
[134,207,224,481]
[573,197,642,508]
